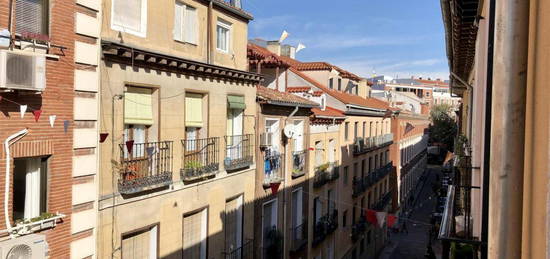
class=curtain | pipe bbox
[24,158,41,219]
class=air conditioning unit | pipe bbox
[0,50,46,91]
[260,132,273,147]
[0,234,48,259]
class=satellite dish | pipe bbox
[284,124,296,139]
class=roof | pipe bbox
[294,62,362,81]
[311,106,345,118]
[286,86,311,93]
[312,91,323,97]
[257,86,318,107]
[247,43,291,67]
[289,67,391,110]
[210,0,254,21]
[414,79,449,87]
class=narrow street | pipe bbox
[379,165,441,259]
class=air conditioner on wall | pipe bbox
[0,50,46,91]
[0,234,48,259]
[260,132,273,147]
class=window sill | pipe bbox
[11,213,66,236]
[174,39,198,46]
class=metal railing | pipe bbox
[314,162,340,188]
[354,133,394,155]
[263,153,284,186]
[292,150,307,177]
[290,221,307,252]
[328,163,340,181]
[181,137,220,181]
[351,217,367,242]
[313,210,338,246]
[222,239,253,259]
[118,141,173,194]
[373,191,392,211]
[374,133,394,147]
[352,177,366,197]
[224,134,254,171]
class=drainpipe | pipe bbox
[450,72,473,140]
[3,128,29,237]
[207,1,213,64]
[489,0,529,257]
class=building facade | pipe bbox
[0,0,100,258]
[97,0,262,258]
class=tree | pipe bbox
[429,103,458,150]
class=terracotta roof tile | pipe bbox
[312,106,345,118]
[286,86,311,93]
[257,86,318,107]
[414,79,449,87]
[312,91,323,97]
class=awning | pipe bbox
[228,95,246,109]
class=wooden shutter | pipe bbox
[183,210,206,259]
[184,6,197,44]
[173,2,184,41]
[122,229,151,259]
[15,0,48,35]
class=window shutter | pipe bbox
[185,93,203,127]
[15,0,47,35]
[185,6,197,44]
[227,95,246,109]
[173,2,183,41]
[113,0,143,33]
[124,87,153,125]
[183,211,203,259]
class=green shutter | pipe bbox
[185,93,203,127]
[227,95,246,110]
[124,87,153,125]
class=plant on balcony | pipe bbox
[316,162,330,172]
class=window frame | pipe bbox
[216,19,232,53]
[15,0,50,36]
[121,223,159,259]
[174,1,198,45]
[111,0,148,38]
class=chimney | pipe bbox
[266,41,281,55]
[230,0,242,8]
[281,44,296,59]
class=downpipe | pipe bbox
[3,129,29,238]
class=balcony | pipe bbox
[374,133,394,147]
[181,137,220,182]
[224,134,254,171]
[352,177,366,197]
[313,162,340,188]
[118,141,173,194]
[290,221,307,252]
[353,133,394,156]
[351,217,367,242]
[312,210,338,246]
[222,239,254,259]
[291,150,307,178]
[263,153,284,186]
[353,138,366,155]
[373,191,393,211]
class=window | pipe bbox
[338,78,342,91]
[353,162,358,179]
[111,0,147,37]
[265,119,280,152]
[124,87,153,156]
[315,141,324,167]
[375,154,378,169]
[354,122,358,139]
[368,157,372,173]
[345,122,349,141]
[13,157,48,221]
[174,2,197,44]
[314,197,322,225]
[342,210,348,227]
[362,122,366,137]
[328,139,335,163]
[361,159,365,178]
[369,122,373,137]
[225,196,243,255]
[291,189,303,232]
[385,150,390,164]
[329,78,334,89]
[262,199,277,256]
[217,19,231,53]
[183,209,207,259]
[293,120,305,152]
[343,166,349,185]
[227,95,244,137]
[352,203,356,224]
[327,189,335,212]
[380,153,384,167]
[15,0,49,35]
[122,225,158,259]
[355,85,359,95]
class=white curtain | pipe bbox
[24,158,41,219]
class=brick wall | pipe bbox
[0,0,75,257]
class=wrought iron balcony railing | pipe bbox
[312,210,338,246]
[118,141,173,194]
[292,150,307,178]
[373,191,393,211]
[222,239,254,259]
[351,217,367,242]
[313,162,340,188]
[224,134,254,171]
[352,177,366,197]
[263,153,284,186]
[290,221,307,252]
[181,137,220,182]
[354,133,393,156]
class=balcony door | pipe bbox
[328,139,335,163]
[225,195,243,258]
[227,107,244,159]
[291,188,303,238]
[292,120,304,152]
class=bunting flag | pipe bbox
[99,133,109,143]
[366,209,377,225]
[32,110,42,122]
[20,105,27,118]
[125,140,135,154]
[49,115,56,128]
[376,212,387,228]
[296,43,306,53]
[404,122,415,135]
[270,182,281,195]
[387,214,397,228]
[279,30,289,43]
[382,109,392,120]
[63,120,69,133]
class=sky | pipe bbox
[245,0,449,80]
